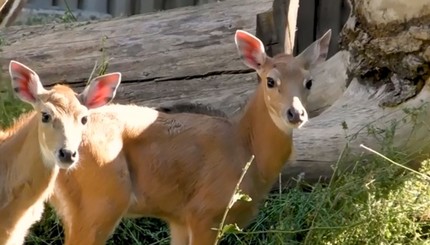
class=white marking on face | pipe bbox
[292,96,304,110]
[39,143,59,169]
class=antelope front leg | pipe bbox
[187,218,218,245]
[58,204,124,245]
[169,221,189,245]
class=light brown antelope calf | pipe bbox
[0,61,121,245]
[50,29,331,245]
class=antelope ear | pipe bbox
[234,30,267,70]
[78,72,122,109]
[296,29,332,70]
[8,60,47,105]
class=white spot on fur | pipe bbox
[94,104,158,135]
[39,143,59,169]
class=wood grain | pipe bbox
[0,0,272,87]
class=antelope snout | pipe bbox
[286,107,308,126]
[58,148,78,165]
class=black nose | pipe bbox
[58,148,77,164]
[287,107,306,124]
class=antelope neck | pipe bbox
[237,86,293,183]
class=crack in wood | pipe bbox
[66,68,255,88]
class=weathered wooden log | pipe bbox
[283,76,430,187]
[341,0,430,107]
[0,0,348,117]
[8,0,427,189]
[0,0,273,84]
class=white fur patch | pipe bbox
[87,104,159,162]
[39,143,59,169]
[93,104,159,135]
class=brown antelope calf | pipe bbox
[50,29,331,245]
[0,61,121,245]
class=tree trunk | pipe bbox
[278,0,430,187]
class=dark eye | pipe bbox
[305,79,313,90]
[41,112,51,123]
[81,116,88,125]
[267,77,276,88]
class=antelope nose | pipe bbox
[287,107,307,124]
[58,148,77,164]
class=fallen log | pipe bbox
[0,0,348,117]
[283,76,430,187]
[0,0,273,84]
[7,0,427,189]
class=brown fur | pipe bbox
[0,85,88,245]
[51,86,296,245]
[50,30,331,245]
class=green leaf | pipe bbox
[221,223,242,234]
[232,189,252,204]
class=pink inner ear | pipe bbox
[11,63,36,102]
[86,75,118,108]
[237,32,263,68]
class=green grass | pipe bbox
[2,74,430,244]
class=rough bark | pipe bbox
[340,0,430,107]
[278,0,430,187]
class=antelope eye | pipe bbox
[305,79,313,90]
[81,116,88,125]
[267,77,276,88]
[41,112,51,123]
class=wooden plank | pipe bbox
[256,10,275,56]
[81,0,107,13]
[0,0,272,87]
[316,0,342,58]
[270,0,287,56]
[108,0,131,17]
[163,0,176,9]
[340,0,351,29]
[27,0,53,8]
[174,0,195,8]
[0,0,27,27]
[163,0,197,10]
[58,0,78,10]
[139,0,163,14]
[294,0,315,55]
[197,0,216,4]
